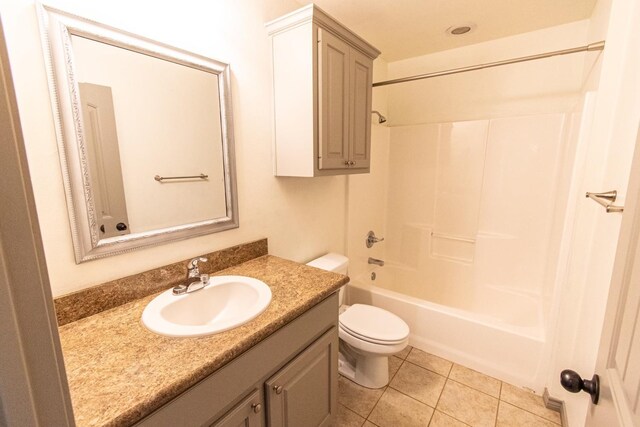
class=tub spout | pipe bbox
[368,257,385,267]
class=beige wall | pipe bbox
[0,0,349,297]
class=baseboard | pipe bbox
[544,388,568,426]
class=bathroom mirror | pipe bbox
[38,5,238,263]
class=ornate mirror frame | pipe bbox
[37,4,239,263]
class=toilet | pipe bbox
[307,253,410,389]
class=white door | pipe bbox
[585,124,640,426]
[79,82,130,238]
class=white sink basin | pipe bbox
[142,275,272,337]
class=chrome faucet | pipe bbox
[173,257,209,295]
[368,257,385,267]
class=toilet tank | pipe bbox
[306,253,349,305]
[306,253,349,275]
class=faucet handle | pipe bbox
[188,256,208,270]
[366,231,385,248]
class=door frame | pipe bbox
[0,18,75,426]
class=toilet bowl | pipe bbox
[307,253,410,389]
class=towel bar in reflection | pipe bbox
[585,190,624,213]
[154,173,208,182]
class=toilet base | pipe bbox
[338,349,389,389]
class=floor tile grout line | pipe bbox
[387,382,438,409]
[380,384,443,427]
[364,381,391,419]
[438,378,501,426]
[444,376,502,400]
[401,346,413,360]
[499,399,563,426]
[430,409,475,427]
[501,396,562,421]
[403,358,450,380]
[405,351,453,377]
[340,347,560,427]
[388,355,473,425]
[387,355,403,382]
[493,382,503,427]
[365,353,414,420]
[500,384,562,423]
[434,378,498,427]
[377,378,475,427]
[494,381,504,427]
[338,375,385,420]
[339,403,367,423]
[431,377,448,422]
[445,361,453,378]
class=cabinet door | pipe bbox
[349,49,373,170]
[210,389,264,427]
[265,328,338,427]
[317,28,350,170]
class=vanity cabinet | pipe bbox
[211,389,263,427]
[135,293,338,427]
[265,330,335,426]
[266,4,380,177]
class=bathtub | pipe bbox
[346,270,549,392]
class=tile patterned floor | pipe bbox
[336,346,562,427]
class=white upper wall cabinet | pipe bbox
[266,5,380,177]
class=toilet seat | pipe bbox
[339,325,409,356]
[339,304,410,344]
[340,323,406,345]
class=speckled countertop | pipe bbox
[58,255,347,427]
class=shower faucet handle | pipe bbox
[366,231,385,248]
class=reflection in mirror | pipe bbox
[73,35,227,235]
[38,5,238,262]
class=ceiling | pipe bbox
[293,0,597,61]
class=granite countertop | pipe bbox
[58,255,347,427]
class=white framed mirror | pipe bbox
[38,4,238,263]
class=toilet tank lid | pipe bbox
[306,253,349,273]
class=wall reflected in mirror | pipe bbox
[72,35,227,237]
[39,5,238,262]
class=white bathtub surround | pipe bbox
[384,113,568,305]
[347,281,546,391]
[346,100,595,393]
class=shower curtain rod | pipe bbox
[372,40,605,88]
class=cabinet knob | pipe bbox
[252,403,262,413]
[273,385,283,394]
[344,160,350,166]
[350,161,356,166]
